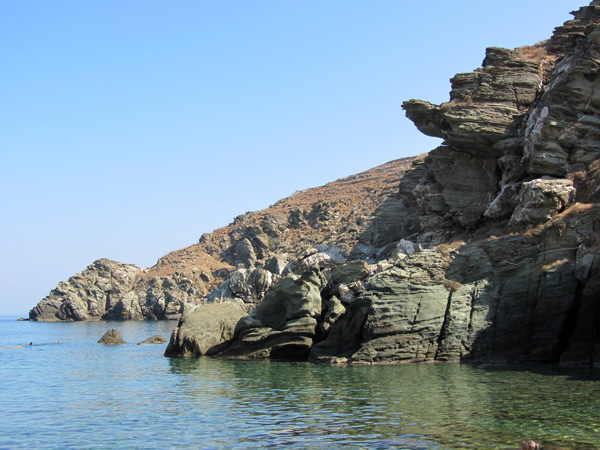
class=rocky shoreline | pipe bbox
[31,2,600,367]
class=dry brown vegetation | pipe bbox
[515,41,556,84]
[541,258,572,273]
[140,157,415,293]
[436,240,465,258]
[515,41,555,63]
[443,278,463,293]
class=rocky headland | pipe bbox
[33,2,600,367]
[29,157,413,321]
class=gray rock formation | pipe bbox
[30,2,600,368]
[216,267,326,360]
[29,259,202,321]
[98,328,126,345]
[315,208,600,366]
[137,335,168,345]
[207,267,275,308]
[509,177,576,225]
[29,158,413,323]
[401,45,551,238]
[166,2,600,368]
[164,301,248,357]
[29,259,142,321]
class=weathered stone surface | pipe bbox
[296,245,347,270]
[428,146,500,228]
[29,259,143,321]
[352,156,427,257]
[510,177,576,225]
[164,301,248,357]
[218,268,325,360]
[350,250,454,363]
[403,46,547,157]
[309,296,371,363]
[29,158,413,324]
[318,296,346,335]
[400,43,559,238]
[138,335,168,345]
[327,260,370,289]
[524,3,600,177]
[207,267,275,307]
[234,238,257,268]
[98,328,126,345]
[560,251,600,366]
[29,259,206,322]
[315,205,600,366]
[265,255,289,275]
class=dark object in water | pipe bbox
[137,335,168,345]
[98,329,126,346]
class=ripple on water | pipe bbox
[1,319,600,449]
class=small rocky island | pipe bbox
[31,2,600,367]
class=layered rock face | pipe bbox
[349,2,600,366]
[401,44,553,238]
[398,3,600,246]
[166,2,600,367]
[30,2,600,366]
[320,204,600,365]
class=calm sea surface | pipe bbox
[1,315,599,450]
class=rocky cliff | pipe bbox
[165,2,600,367]
[29,158,413,321]
[33,2,600,367]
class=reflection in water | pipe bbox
[2,318,598,450]
[168,358,600,449]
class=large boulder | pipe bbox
[218,267,326,360]
[164,301,248,357]
[98,328,126,346]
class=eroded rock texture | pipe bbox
[31,2,600,367]
[30,158,413,322]
[164,301,248,357]
[98,328,126,346]
[167,2,600,367]
[396,3,600,247]
[217,268,326,360]
[29,259,199,321]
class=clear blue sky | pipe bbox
[0,1,585,315]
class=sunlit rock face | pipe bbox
[164,301,248,357]
[525,2,600,177]
[398,3,600,244]
[30,2,600,367]
[402,44,554,238]
[344,1,600,366]
[29,158,414,322]
[28,259,201,321]
[205,1,600,367]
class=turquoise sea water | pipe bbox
[1,316,599,450]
